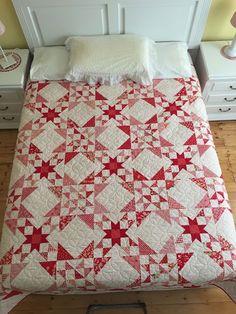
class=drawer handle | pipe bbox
[229,85,236,90]
[3,116,15,121]
[219,108,231,113]
[0,106,8,111]
[0,95,2,98]
[224,97,236,102]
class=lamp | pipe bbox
[221,11,236,60]
[0,20,16,68]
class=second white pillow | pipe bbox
[30,46,68,81]
[152,42,192,79]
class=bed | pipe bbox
[1,0,236,312]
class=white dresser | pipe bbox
[196,41,236,121]
[0,49,30,129]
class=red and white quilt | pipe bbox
[1,76,236,300]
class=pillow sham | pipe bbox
[152,42,192,78]
[30,46,68,81]
[29,41,192,83]
[65,35,154,85]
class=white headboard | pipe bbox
[12,0,212,50]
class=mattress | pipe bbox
[1,76,236,294]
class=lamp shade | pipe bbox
[0,20,6,36]
[230,11,236,28]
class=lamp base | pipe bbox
[220,45,236,60]
[0,54,17,69]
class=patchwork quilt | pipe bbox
[1,76,236,296]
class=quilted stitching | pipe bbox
[0,77,236,294]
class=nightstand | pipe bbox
[0,49,30,129]
[196,41,236,121]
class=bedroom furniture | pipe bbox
[221,11,236,59]
[9,2,236,313]
[0,20,17,69]
[196,41,236,121]
[12,0,212,50]
[0,49,30,129]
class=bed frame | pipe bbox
[12,0,212,50]
[10,0,213,312]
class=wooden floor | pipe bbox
[0,121,236,313]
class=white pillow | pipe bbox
[29,42,192,83]
[152,42,192,78]
[30,46,68,81]
[65,35,154,85]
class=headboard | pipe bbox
[12,0,212,50]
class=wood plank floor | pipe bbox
[0,121,235,314]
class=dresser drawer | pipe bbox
[0,103,23,114]
[0,114,21,129]
[210,81,236,93]
[207,94,236,104]
[206,103,236,121]
[0,90,24,104]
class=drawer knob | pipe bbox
[219,108,231,113]
[224,97,236,102]
[229,85,236,90]
[0,105,8,111]
[3,116,15,121]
